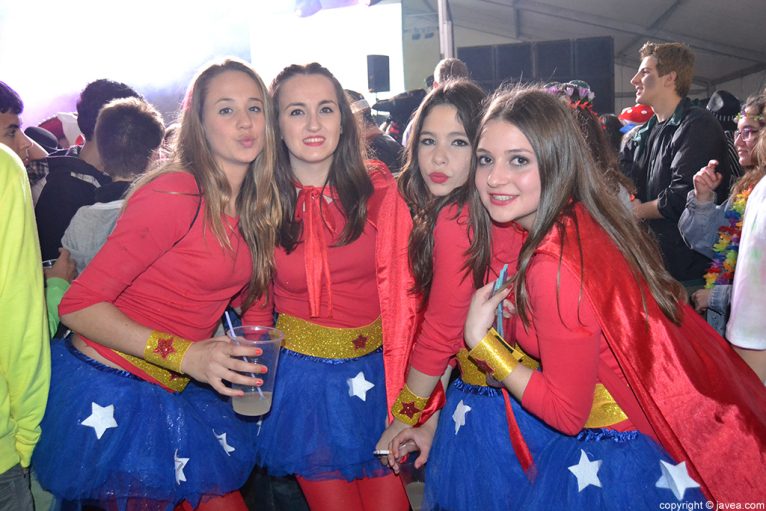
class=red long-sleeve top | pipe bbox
[242,184,383,329]
[60,172,252,352]
[513,253,655,438]
[409,205,524,376]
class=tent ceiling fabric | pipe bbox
[406,0,766,88]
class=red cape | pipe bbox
[366,162,434,420]
[536,204,766,504]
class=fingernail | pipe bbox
[256,379,263,386]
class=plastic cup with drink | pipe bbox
[228,324,283,416]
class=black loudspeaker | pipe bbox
[495,43,533,83]
[456,36,614,112]
[535,40,573,81]
[457,46,495,92]
[367,55,390,93]
[575,37,613,77]
[457,46,494,82]
[575,37,614,113]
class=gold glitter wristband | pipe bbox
[468,328,520,381]
[143,331,193,374]
[391,384,429,426]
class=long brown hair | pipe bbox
[468,86,683,325]
[270,63,373,252]
[129,58,281,310]
[398,79,485,301]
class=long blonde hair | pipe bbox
[130,58,281,310]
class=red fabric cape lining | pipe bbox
[535,204,766,504]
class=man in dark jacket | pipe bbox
[33,79,141,261]
[620,42,730,283]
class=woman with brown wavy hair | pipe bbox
[242,63,416,511]
[374,79,486,448]
[33,58,280,510]
[460,87,765,507]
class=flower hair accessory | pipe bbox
[735,111,766,126]
[545,80,596,112]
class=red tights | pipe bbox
[296,474,409,511]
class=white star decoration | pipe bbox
[568,449,603,492]
[214,431,235,456]
[80,402,118,439]
[656,460,700,500]
[174,450,189,484]
[347,371,375,401]
[452,400,471,435]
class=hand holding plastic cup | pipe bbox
[229,325,283,416]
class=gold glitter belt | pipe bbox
[584,383,628,428]
[276,314,382,359]
[457,344,627,427]
[456,345,540,386]
[115,351,190,392]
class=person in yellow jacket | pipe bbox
[0,143,50,511]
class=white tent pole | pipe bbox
[438,0,454,58]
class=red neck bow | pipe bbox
[294,183,339,318]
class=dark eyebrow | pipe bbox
[421,129,467,138]
[214,97,263,104]
[505,148,534,156]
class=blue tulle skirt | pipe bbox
[424,378,559,511]
[519,428,708,509]
[33,339,260,510]
[253,346,390,481]
[425,378,708,510]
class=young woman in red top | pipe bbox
[455,87,765,507]
[241,63,415,511]
[375,79,487,444]
[33,58,281,511]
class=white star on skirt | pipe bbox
[174,449,190,484]
[452,400,471,435]
[214,431,236,456]
[80,402,118,440]
[568,449,603,492]
[656,460,700,500]
[347,371,375,401]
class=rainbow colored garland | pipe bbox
[703,188,752,289]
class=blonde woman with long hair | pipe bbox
[33,58,280,511]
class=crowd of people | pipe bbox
[1,40,765,511]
